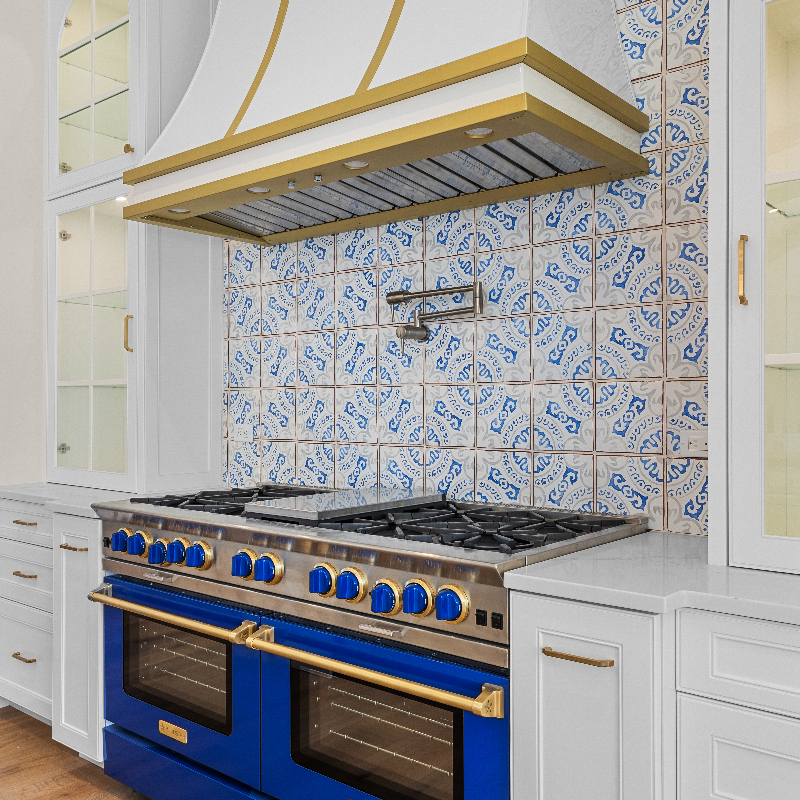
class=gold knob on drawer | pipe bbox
[12,652,36,664]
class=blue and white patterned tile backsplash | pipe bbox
[222,3,709,534]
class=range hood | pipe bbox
[122,0,649,245]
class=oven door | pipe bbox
[102,576,261,789]
[260,617,509,800]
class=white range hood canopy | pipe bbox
[123,0,649,244]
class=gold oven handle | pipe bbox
[244,626,504,719]
[542,646,615,668]
[124,314,134,352]
[88,585,258,645]
[738,234,749,306]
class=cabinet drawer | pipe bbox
[0,538,53,612]
[679,695,800,800]
[0,597,52,704]
[679,609,800,717]
[0,502,52,547]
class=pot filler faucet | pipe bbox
[386,281,485,353]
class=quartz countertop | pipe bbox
[504,530,800,626]
[0,482,131,518]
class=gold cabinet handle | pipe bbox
[60,543,88,552]
[738,234,749,305]
[124,314,133,352]
[245,625,504,718]
[12,652,36,664]
[12,519,37,527]
[12,571,37,579]
[542,646,615,668]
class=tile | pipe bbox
[379,264,423,326]
[222,390,228,439]
[297,332,334,386]
[336,328,377,384]
[336,386,378,443]
[426,449,475,500]
[380,446,424,492]
[595,230,662,306]
[533,383,594,451]
[228,388,260,441]
[222,440,228,486]
[298,236,334,276]
[262,242,296,282]
[666,302,708,377]
[633,76,662,153]
[667,457,708,534]
[337,228,378,270]
[222,241,229,289]
[476,451,532,505]
[425,321,474,383]
[596,152,663,233]
[297,387,335,441]
[476,200,530,251]
[336,269,377,327]
[296,442,335,488]
[666,222,708,300]
[378,219,424,265]
[665,63,709,146]
[531,239,593,312]
[595,381,663,453]
[297,275,335,331]
[596,306,663,379]
[476,317,532,383]
[261,442,296,484]
[425,210,475,258]
[228,242,260,286]
[261,282,296,335]
[378,385,424,444]
[227,441,260,487]
[424,256,474,313]
[229,338,261,388]
[665,144,708,223]
[377,327,424,384]
[426,385,475,448]
[477,384,532,449]
[666,380,708,456]
[530,187,593,243]
[615,0,648,8]
[261,335,296,387]
[618,2,663,80]
[534,453,594,511]
[223,340,229,388]
[532,310,594,381]
[260,388,295,440]
[228,286,261,338]
[666,0,709,69]
[336,445,378,490]
[477,248,531,316]
[596,455,664,528]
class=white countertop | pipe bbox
[0,482,131,518]
[504,531,800,627]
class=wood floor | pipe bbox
[0,707,146,800]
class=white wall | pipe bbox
[0,8,46,483]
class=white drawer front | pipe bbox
[0,597,52,704]
[679,609,800,717]
[0,502,52,547]
[679,695,800,800]
[0,539,54,611]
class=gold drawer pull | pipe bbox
[60,543,88,552]
[124,314,134,352]
[12,570,37,579]
[12,652,36,664]
[12,519,37,527]
[738,234,749,305]
[542,646,615,668]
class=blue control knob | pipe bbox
[147,540,168,565]
[371,580,401,616]
[231,550,255,580]
[254,553,283,585]
[127,531,152,558]
[403,581,433,616]
[336,568,366,602]
[111,529,130,552]
[185,541,212,570]
[435,586,469,624]
[309,563,337,596]
[166,538,189,564]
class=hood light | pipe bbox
[344,160,369,169]
[115,196,127,202]
[465,127,493,138]
[169,208,191,214]
[247,186,270,194]
[314,175,322,183]
[288,181,296,189]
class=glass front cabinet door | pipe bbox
[728,0,800,571]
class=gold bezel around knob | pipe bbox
[134,530,153,559]
[437,584,470,625]
[339,567,368,603]
[191,540,214,570]
[403,578,435,617]
[312,562,338,597]
[373,578,402,616]
[236,549,258,581]
[257,552,284,585]
[170,537,190,565]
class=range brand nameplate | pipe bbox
[159,719,187,744]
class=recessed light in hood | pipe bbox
[247,187,270,194]
[344,161,370,170]
[465,128,493,139]
[168,208,191,214]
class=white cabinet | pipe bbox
[510,593,660,800]
[51,512,105,761]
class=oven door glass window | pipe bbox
[123,611,232,735]
[290,664,464,800]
